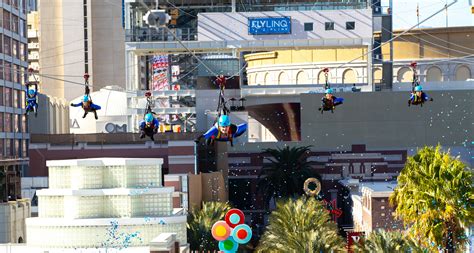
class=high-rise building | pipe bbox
[1,0,29,196]
[38,0,125,101]
[0,0,31,244]
[26,11,38,79]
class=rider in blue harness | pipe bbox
[201,115,247,147]
[70,95,102,120]
[139,113,159,141]
[318,88,344,114]
[25,83,38,117]
[409,85,433,107]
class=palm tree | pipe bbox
[187,201,231,251]
[256,197,346,252]
[353,230,411,253]
[390,145,474,252]
[257,145,316,205]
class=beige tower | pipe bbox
[38,0,125,101]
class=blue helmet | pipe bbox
[218,115,230,127]
[414,85,423,92]
[325,88,333,94]
[83,95,89,102]
[28,89,35,96]
[145,113,154,123]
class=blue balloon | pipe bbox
[218,237,238,253]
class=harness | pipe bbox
[83,73,94,109]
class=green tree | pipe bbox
[187,201,231,251]
[390,145,474,252]
[258,145,316,205]
[256,197,346,252]
[353,230,412,253]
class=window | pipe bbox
[12,0,18,9]
[15,89,22,108]
[325,22,334,30]
[22,115,27,133]
[381,205,385,210]
[3,10,10,31]
[4,35,11,56]
[5,88,12,107]
[20,43,26,62]
[22,139,28,158]
[12,15,18,34]
[346,21,355,30]
[14,114,20,132]
[0,60,3,80]
[5,113,12,132]
[12,64,18,83]
[381,213,386,217]
[304,22,313,31]
[4,62,12,82]
[0,113,3,132]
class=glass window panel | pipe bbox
[5,113,12,132]
[22,114,27,133]
[0,113,4,132]
[3,10,10,31]
[4,35,11,56]
[0,86,3,106]
[13,40,19,59]
[5,88,12,107]
[12,15,18,33]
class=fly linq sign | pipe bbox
[248,17,291,35]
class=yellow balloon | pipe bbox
[216,225,227,237]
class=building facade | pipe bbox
[245,26,474,92]
[38,0,125,101]
[0,0,29,201]
[341,180,402,234]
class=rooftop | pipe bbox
[30,133,202,145]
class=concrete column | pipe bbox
[367,44,373,91]
[232,0,236,12]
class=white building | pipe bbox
[0,199,31,243]
[26,158,187,248]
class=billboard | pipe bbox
[248,17,291,35]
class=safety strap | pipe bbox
[410,62,419,91]
[323,68,330,90]
[84,73,91,98]
[27,68,39,91]
[145,91,153,115]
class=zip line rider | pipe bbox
[138,91,159,141]
[70,73,101,120]
[318,68,344,113]
[408,62,433,107]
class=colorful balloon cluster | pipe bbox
[211,209,252,253]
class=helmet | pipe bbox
[325,88,333,94]
[414,85,423,92]
[28,89,35,96]
[218,115,230,127]
[145,113,154,123]
[83,95,89,102]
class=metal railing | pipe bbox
[125,27,197,42]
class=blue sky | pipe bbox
[388,0,473,29]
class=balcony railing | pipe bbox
[126,27,197,42]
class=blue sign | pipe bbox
[248,17,291,35]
